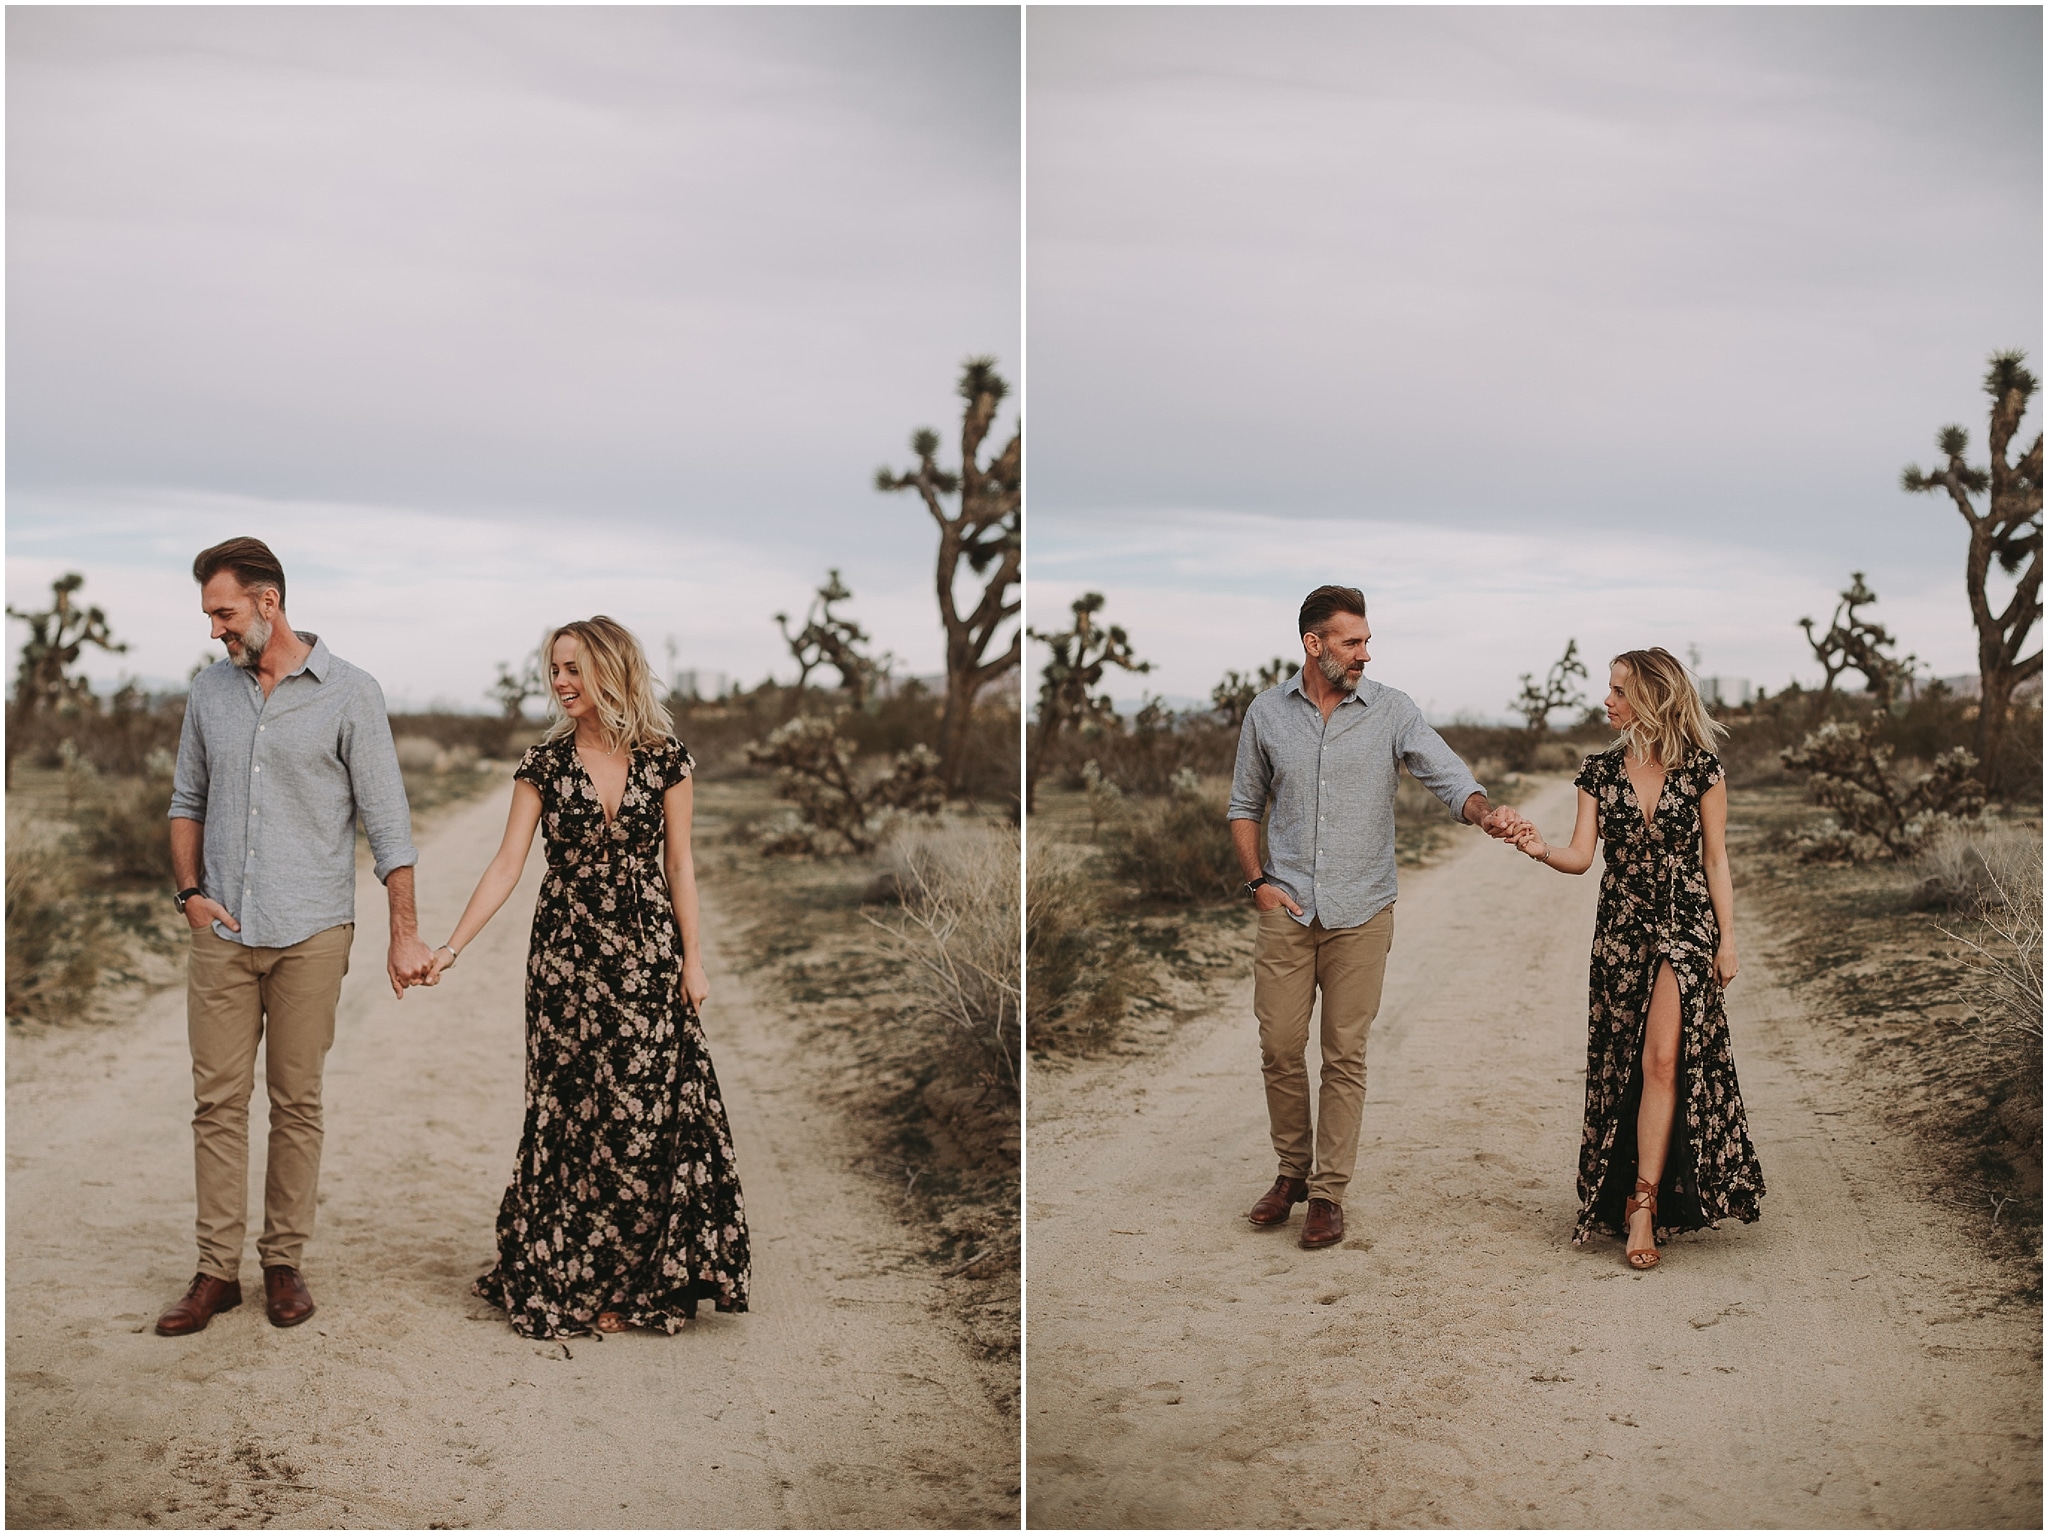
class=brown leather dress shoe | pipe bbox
[263,1266,316,1328]
[1299,1198,1344,1249]
[1247,1175,1310,1226]
[155,1273,243,1335]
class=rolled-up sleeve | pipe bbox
[1227,708,1271,822]
[168,699,209,822]
[340,677,419,882]
[1394,702,1484,818]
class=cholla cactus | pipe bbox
[745,715,942,855]
[1079,758,1123,839]
[1781,721,1985,860]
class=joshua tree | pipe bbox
[776,569,887,707]
[876,357,1021,791]
[1511,639,1588,737]
[6,572,126,786]
[1211,656,1301,729]
[1798,572,1918,713]
[1902,350,2043,789]
[1026,593,1149,811]
[489,656,546,720]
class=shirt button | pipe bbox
[253,765,260,773]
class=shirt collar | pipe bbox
[290,633,329,681]
[1284,670,1377,709]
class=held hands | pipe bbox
[387,934,437,999]
[1512,826,1552,862]
[1478,804,1529,841]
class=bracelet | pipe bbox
[436,943,459,965]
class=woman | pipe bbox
[428,616,750,1336]
[1510,647,1764,1268]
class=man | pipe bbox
[1227,585,1521,1250]
[156,537,434,1336]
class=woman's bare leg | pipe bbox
[1631,962,1682,1257]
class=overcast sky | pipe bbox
[8,6,1019,709]
[1027,6,2042,718]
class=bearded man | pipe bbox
[156,536,433,1335]
[1227,584,1523,1249]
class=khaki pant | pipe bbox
[186,924,352,1279]
[1252,905,1394,1207]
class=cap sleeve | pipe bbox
[1572,752,1604,794]
[660,737,697,791]
[512,743,547,788]
[1697,750,1726,789]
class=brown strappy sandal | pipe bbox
[1624,1177,1661,1269]
[595,1311,628,1333]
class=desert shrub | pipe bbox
[393,735,440,773]
[386,712,537,761]
[671,681,1018,806]
[6,840,116,1023]
[1040,699,1238,797]
[1026,851,1143,1046]
[1781,722,1985,861]
[17,683,186,778]
[745,714,944,855]
[68,748,177,887]
[865,824,1020,1102]
[1103,780,1240,903]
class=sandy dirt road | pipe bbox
[1027,776,2041,1529]
[8,779,1017,1529]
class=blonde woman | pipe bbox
[1510,648,1764,1268]
[428,617,749,1336]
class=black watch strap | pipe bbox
[1243,876,1268,897]
[174,887,204,913]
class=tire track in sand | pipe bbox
[1026,775,2040,1528]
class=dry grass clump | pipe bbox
[866,822,1020,1103]
[1922,824,2044,1044]
[6,840,117,1023]
[1026,849,1145,1047]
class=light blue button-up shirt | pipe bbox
[1227,672,1484,931]
[168,633,418,949]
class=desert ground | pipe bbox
[1027,775,2042,1528]
[7,777,1018,1529]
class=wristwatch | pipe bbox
[174,887,204,914]
[1243,876,1269,898]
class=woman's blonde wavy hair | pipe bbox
[1611,647,1727,769]
[540,615,674,754]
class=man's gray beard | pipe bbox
[1317,650,1358,694]
[230,614,272,671]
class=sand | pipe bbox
[1026,775,2042,1528]
[7,781,1018,1529]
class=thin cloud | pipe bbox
[9,7,1019,702]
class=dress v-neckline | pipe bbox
[1623,753,1668,831]
[573,742,631,826]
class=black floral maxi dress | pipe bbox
[1571,746,1765,1248]
[474,736,751,1338]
